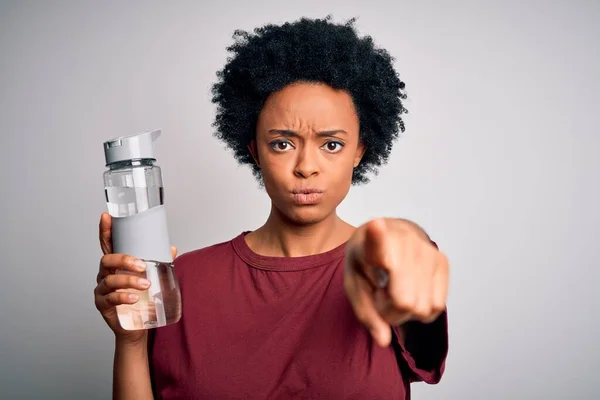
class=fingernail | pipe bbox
[138,278,151,288]
[133,259,147,270]
[128,293,140,301]
[376,268,389,288]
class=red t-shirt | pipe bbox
[148,231,448,399]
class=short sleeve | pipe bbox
[392,310,448,384]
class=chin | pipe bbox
[281,205,333,226]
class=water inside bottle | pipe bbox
[105,186,164,218]
[116,261,181,330]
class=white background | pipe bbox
[1,1,598,398]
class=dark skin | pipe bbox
[245,81,449,346]
[245,81,365,257]
[94,82,449,398]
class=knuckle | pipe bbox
[425,308,443,323]
[121,254,134,265]
[117,292,130,304]
[104,294,115,307]
[100,254,117,270]
[390,294,416,311]
[103,275,116,290]
[413,305,432,320]
[394,224,411,238]
[100,293,116,310]
[108,275,128,290]
[432,300,446,314]
[421,314,439,324]
[99,254,109,267]
[106,293,120,306]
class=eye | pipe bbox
[269,140,294,152]
[322,141,344,153]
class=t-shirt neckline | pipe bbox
[231,231,347,271]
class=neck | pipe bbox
[246,204,355,257]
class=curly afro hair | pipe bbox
[210,16,408,185]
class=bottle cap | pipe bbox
[103,130,162,166]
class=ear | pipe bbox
[248,140,260,167]
[353,142,366,168]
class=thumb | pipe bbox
[99,212,112,255]
[351,276,393,347]
[171,246,178,260]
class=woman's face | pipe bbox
[251,82,365,225]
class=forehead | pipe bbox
[258,82,359,129]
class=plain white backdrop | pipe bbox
[0,1,598,398]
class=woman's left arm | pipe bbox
[343,218,450,348]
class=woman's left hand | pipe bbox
[344,218,449,347]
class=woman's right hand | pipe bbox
[94,212,177,344]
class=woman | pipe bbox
[95,16,449,399]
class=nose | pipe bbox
[294,146,319,179]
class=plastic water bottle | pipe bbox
[102,130,182,330]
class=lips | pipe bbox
[291,188,324,205]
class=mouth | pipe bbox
[290,188,324,205]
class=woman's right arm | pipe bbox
[95,212,177,399]
[112,335,153,399]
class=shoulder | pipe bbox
[172,232,246,272]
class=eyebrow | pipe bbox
[267,129,347,137]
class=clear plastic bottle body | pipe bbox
[103,159,181,330]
